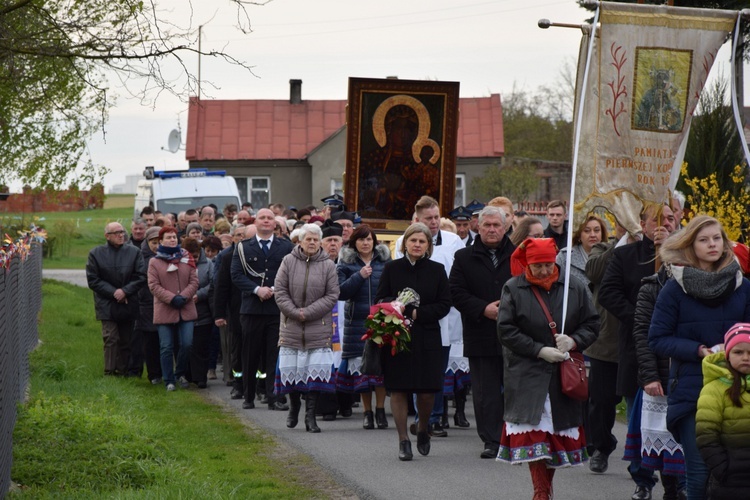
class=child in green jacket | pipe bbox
[696,322,750,500]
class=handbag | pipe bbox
[530,286,588,401]
[360,339,383,376]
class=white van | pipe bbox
[134,167,242,219]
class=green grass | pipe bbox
[11,280,326,498]
[2,197,135,269]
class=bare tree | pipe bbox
[0,0,269,188]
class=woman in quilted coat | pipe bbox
[650,215,750,500]
[336,224,391,430]
[274,223,340,433]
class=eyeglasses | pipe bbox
[107,230,126,236]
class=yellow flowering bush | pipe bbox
[681,162,750,241]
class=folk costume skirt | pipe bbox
[497,394,589,468]
[274,346,336,394]
[335,356,385,393]
[623,389,685,476]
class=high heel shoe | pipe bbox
[417,431,431,456]
[398,440,413,461]
[363,410,374,430]
[375,408,388,429]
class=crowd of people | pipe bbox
[84,191,750,500]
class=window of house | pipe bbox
[454,174,465,207]
[249,177,270,208]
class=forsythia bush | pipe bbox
[682,162,750,242]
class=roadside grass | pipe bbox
[11,280,322,499]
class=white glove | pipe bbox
[554,334,576,353]
[538,346,566,363]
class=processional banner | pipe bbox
[573,2,736,234]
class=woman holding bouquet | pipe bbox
[376,222,452,461]
[336,224,392,430]
[497,237,599,499]
[274,223,340,433]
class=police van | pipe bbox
[134,167,242,219]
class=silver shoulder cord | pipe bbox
[236,241,267,285]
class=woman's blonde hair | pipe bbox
[400,222,433,258]
[659,215,734,271]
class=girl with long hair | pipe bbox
[649,215,750,500]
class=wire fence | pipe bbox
[0,242,44,497]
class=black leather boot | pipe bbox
[441,397,450,429]
[375,407,389,429]
[363,410,375,429]
[454,389,470,428]
[286,392,301,429]
[305,391,321,433]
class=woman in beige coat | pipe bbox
[274,224,340,433]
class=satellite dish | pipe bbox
[165,129,182,153]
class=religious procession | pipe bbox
[21,2,750,500]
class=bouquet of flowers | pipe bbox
[362,288,421,356]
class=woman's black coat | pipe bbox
[497,270,599,431]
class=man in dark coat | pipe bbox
[543,200,569,250]
[597,204,675,495]
[86,222,147,376]
[231,208,293,410]
[449,206,515,459]
[212,224,247,398]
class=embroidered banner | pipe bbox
[573,3,736,234]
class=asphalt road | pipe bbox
[45,270,652,500]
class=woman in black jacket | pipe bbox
[628,266,685,499]
[376,223,451,461]
[497,237,599,499]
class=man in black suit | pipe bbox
[231,208,293,410]
[449,206,515,459]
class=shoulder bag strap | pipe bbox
[530,286,559,337]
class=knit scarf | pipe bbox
[525,265,559,291]
[672,260,741,307]
[155,245,196,268]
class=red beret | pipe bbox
[511,237,558,268]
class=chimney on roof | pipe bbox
[290,79,302,104]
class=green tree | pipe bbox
[0,0,263,189]
[470,161,539,202]
[502,58,575,164]
[680,77,744,195]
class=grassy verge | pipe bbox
[11,280,326,499]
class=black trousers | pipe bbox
[128,328,144,377]
[588,358,622,456]
[468,355,504,448]
[190,322,212,384]
[229,309,243,385]
[142,329,162,381]
[240,314,280,406]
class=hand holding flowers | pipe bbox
[362,288,420,356]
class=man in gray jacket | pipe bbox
[86,222,147,376]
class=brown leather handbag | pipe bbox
[531,286,589,401]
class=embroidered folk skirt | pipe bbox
[335,356,385,393]
[274,346,335,394]
[497,394,589,468]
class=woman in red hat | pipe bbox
[497,237,599,500]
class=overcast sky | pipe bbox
[86,0,739,192]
